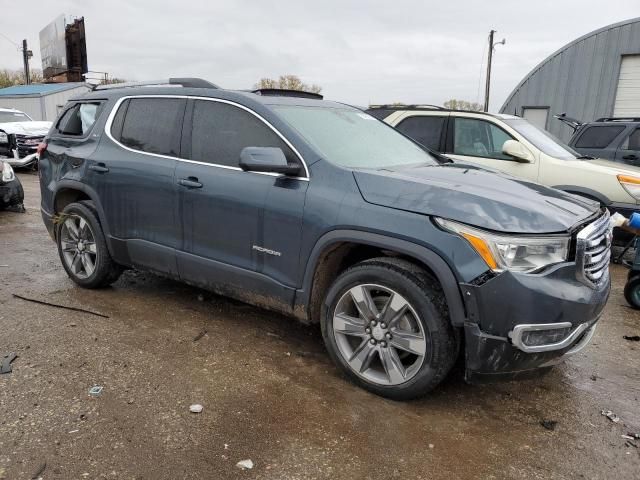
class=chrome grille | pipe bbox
[576,211,611,288]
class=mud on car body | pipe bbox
[38,79,611,399]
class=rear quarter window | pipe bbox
[56,102,103,136]
[575,126,625,148]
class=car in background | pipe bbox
[555,114,640,166]
[369,105,640,241]
[0,108,52,169]
[0,159,24,210]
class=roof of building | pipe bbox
[0,83,89,98]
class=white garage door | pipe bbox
[522,107,549,130]
[614,55,640,117]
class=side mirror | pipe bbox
[239,147,301,176]
[502,139,534,163]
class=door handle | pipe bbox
[178,177,203,188]
[623,154,638,160]
[89,163,109,173]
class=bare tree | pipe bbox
[254,74,321,93]
[0,69,44,88]
[443,99,483,111]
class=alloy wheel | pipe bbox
[60,215,98,279]
[332,283,428,386]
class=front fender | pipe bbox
[294,229,467,326]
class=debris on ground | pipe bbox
[0,352,17,374]
[601,410,621,423]
[190,404,203,413]
[236,459,254,470]
[13,294,109,318]
[31,461,46,479]
[540,420,558,431]
[627,433,640,439]
[623,335,640,341]
[88,385,103,397]
[193,329,207,342]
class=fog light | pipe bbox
[521,328,571,347]
[509,322,589,353]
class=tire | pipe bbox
[55,202,122,288]
[321,257,459,400]
[624,275,640,310]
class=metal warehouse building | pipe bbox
[0,83,90,121]
[500,17,640,142]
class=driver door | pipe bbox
[445,116,539,182]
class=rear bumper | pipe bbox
[460,262,610,382]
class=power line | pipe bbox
[0,32,20,49]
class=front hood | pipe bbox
[354,163,600,233]
[0,121,52,136]
[581,158,640,177]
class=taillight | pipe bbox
[36,142,48,157]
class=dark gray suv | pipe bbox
[39,79,611,399]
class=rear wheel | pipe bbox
[55,202,122,288]
[321,257,458,400]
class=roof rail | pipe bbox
[252,88,323,100]
[92,78,219,91]
[367,104,445,111]
[595,117,640,122]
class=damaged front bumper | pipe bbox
[0,134,42,168]
[461,262,610,383]
[0,177,24,209]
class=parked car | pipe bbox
[0,107,52,169]
[39,79,610,399]
[370,105,640,242]
[0,159,24,210]
[555,114,640,166]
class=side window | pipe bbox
[119,98,185,157]
[190,100,299,168]
[453,118,513,160]
[621,128,640,151]
[57,103,102,136]
[575,126,625,148]
[395,116,445,150]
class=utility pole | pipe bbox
[22,39,33,85]
[483,30,506,112]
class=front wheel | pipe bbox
[321,257,458,400]
[55,202,122,288]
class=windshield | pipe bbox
[503,118,580,160]
[0,111,31,123]
[273,106,439,168]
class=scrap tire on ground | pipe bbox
[321,257,459,400]
[624,274,640,310]
[55,201,123,289]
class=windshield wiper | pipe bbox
[576,155,595,160]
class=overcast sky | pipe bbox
[1,1,638,110]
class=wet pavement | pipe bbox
[1,172,639,480]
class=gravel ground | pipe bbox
[0,172,639,480]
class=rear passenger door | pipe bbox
[88,97,186,276]
[175,98,309,303]
[615,127,640,166]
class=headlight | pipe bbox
[617,174,640,200]
[0,132,8,143]
[1,161,15,182]
[435,218,569,273]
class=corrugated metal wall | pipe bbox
[500,18,640,142]
[0,85,90,121]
